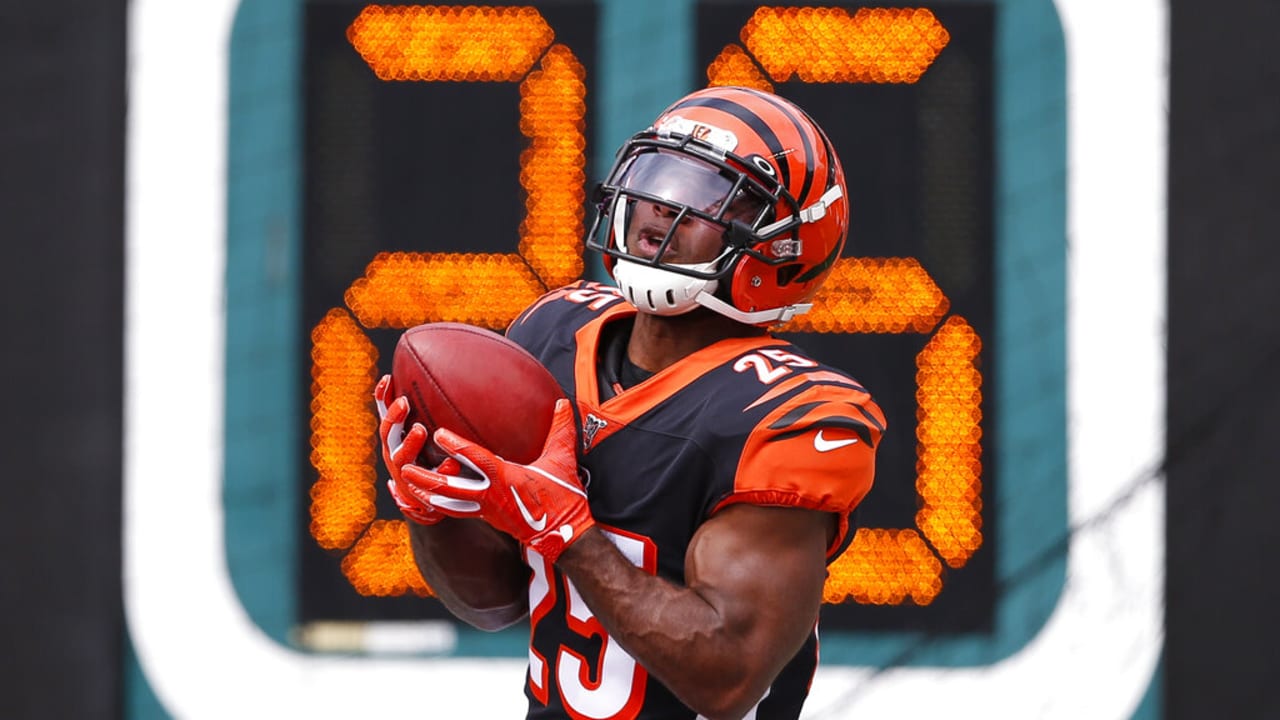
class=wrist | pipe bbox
[530,513,596,565]
[549,522,603,567]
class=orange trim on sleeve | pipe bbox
[722,384,885,556]
[743,369,869,411]
[710,491,855,559]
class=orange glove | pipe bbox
[374,374,442,526]
[399,398,593,563]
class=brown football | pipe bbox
[390,322,564,467]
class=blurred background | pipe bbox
[1,0,1276,717]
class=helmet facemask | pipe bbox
[588,135,804,318]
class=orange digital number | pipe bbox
[308,5,980,609]
[309,5,586,597]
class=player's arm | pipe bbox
[398,399,837,717]
[556,504,834,720]
[375,375,530,631]
[557,388,879,717]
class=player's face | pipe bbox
[624,199,746,264]
[616,150,767,266]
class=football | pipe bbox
[390,322,565,467]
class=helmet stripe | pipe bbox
[668,93,792,189]
[733,87,820,208]
[794,105,841,196]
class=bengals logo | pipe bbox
[655,114,739,152]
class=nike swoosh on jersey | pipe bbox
[510,487,548,532]
[813,430,859,452]
[770,412,878,449]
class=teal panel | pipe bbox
[987,0,1070,660]
[588,0,697,281]
[223,0,303,645]
[595,0,695,172]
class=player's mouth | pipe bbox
[633,223,673,260]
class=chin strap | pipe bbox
[688,184,841,325]
[694,291,813,326]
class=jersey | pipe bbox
[505,281,886,720]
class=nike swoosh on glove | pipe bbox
[400,398,593,563]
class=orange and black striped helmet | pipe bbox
[587,85,848,326]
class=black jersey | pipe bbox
[505,281,885,720]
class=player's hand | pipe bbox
[375,374,442,526]
[400,398,593,563]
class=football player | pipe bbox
[377,85,885,720]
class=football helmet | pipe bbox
[586,86,849,325]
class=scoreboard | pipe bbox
[222,0,1068,662]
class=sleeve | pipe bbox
[506,281,589,340]
[713,384,887,558]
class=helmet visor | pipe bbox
[615,150,769,224]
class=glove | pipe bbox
[388,473,445,526]
[400,398,593,563]
[375,374,442,526]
